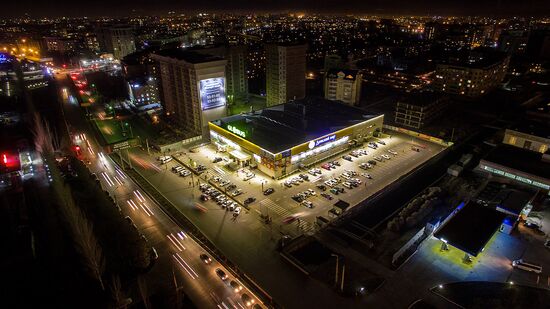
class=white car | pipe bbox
[382,154,391,160]
[342,182,353,189]
[233,206,242,216]
[307,189,316,196]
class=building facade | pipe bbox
[433,50,510,97]
[324,69,362,106]
[152,49,228,137]
[97,26,136,60]
[266,43,307,106]
[127,77,160,107]
[394,93,448,129]
[503,127,549,154]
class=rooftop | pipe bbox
[438,48,509,69]
[153,48,224,64]
[210,97,381,154]
[434,201,506,257]
[326,69,360,81]
[508,122,550,140]
[397,91,446,107]
[482,144,550,181]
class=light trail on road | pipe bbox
[101,172,115,186]
[173,253,199,279]
[167,233,186,251]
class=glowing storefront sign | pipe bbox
[0,53,9,64]
[308,134,336,149]
[227,125,246,138]
[199,78,226,110]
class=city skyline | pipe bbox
[1,0,549,18]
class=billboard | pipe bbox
[200,78,226,110]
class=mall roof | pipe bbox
[434,201,506,257]
[482,144,550,181]
[153,48,224,64]
[326,69,360,81]
[210,98,382,154]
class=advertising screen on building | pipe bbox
[200,78,226,110]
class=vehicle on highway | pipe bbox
[321,193,333,200]
[216,268,228,280]
[263,188,275,195]
[512,259,542,274]
[234,207,242,216]
[230,280,243,292]
[200,253,212,264]
[244,197,256,205]
[242,293,255,307]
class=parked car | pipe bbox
[234,207,242,216]
[212,157,222,163]
[316,184,326,191]
[321,193,333,200]
[377,140,386,145]
[342,155,353,161]
[232,189,243,196]
[302,200,314,208]
[263,188,275,195]
[244,197,256,205]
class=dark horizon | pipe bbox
[1,0,548,18]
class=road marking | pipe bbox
[127,199,138,211]
[134,190,145,202]
[115,168,127,179]
[173,253,198,279]
[167,233,186,251]
[259,198,291,218]
[101,172,115,186]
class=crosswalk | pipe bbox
[259,198,291,218]
[260,199,315,234]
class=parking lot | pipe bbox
[177,131,446,232]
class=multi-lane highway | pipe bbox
[56,73,264,309]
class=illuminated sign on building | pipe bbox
[0,53,9,64]
[199,78,226,110]
[227,125,246,138]
[308,134,336,149]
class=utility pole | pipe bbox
[127,148,132,169]
[146,138,150,155]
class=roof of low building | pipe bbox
[434,201,506,257]
[153,48,224,63]
[210,97,382,154]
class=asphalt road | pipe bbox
[56,73,264,309]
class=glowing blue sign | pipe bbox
[308,134,336,149]
[200,78,226,110]
[0,53,9,64]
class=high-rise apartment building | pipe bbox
[433,49,509,97]
[266,43,307,106]
[324,69,362,106]
[151,49,227,137]
[193,45,248,104]
[96,25,136,59]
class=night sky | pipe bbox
[1,0,548,17]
